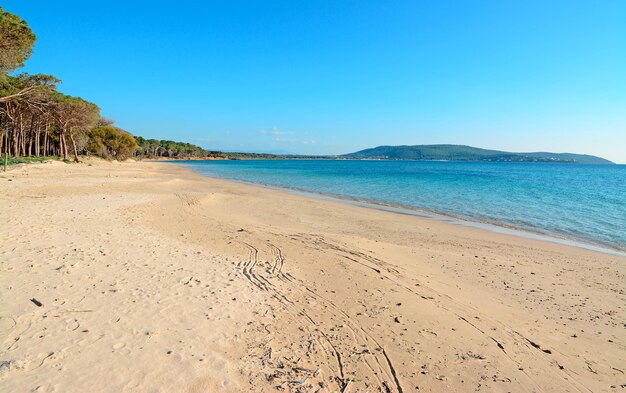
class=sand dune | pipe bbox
[1,160,624,392]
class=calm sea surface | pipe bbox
[174,160,626,252]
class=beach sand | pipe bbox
[1,160,624,392]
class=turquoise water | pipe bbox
[174,160,626,252]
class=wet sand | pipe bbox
[1,159,624,392]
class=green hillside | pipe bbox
[342,145,613,164]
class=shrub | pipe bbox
[87,126,138,160]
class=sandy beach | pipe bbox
[1,160,624,393]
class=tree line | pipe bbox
[1,7,102,165]
[0,6,219,169]
[134,136,225,159]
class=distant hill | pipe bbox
[342,145,614,164]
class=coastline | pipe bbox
[2,160,624,393]
[173,161,626,256]
[262,183,626,257]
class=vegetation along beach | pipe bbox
[2,2,625,393]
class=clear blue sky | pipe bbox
[5,1,626,162]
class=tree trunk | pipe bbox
[27,116,34,157]
[35,125,41,157]
[43,123,49,157]
[13,127,19,158]
[60,132,68,160]
[69,129,80,163]
[20,115,26,157]
[3,129,7,172]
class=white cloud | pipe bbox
[273,137,296,143]
[261,126,295,136]
[260,127,318,146]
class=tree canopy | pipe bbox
[0,6,36,74]
[88,126,137,160]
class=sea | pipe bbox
[172,160,626,254]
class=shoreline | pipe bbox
[172,162,626,257]
[2,159,624,393]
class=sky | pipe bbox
[4,1,626,162]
